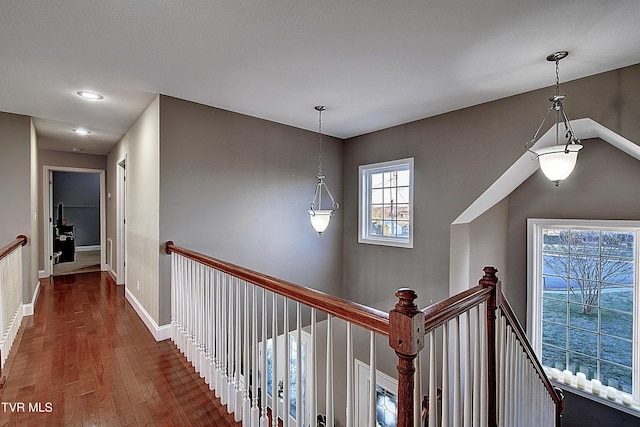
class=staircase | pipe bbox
[165,241,564,427]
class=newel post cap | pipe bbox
[389,288,425,355]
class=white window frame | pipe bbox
[527,218,640,411]
[359,157,414,248]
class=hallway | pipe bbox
[0,272,239,426]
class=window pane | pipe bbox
[371,173,383,189]
[543,284,568,300]
[396,204,409,220]
[542,297,567,323]
[396,169,410,186]
[568,353,598,380]
[570,230,600,255]
[568,303,597,331]
[568,328,597,357]
[396,187,410,203]
[601,309,632,340]
[601,259,634,286]
[600,361,632,393]
[370,220,383,236]
[396,221,409,237]
[543,254,568,277]
[543,229,568,253]
[600,287,633,312]
[600,335,632,367]
[542,321,566,349]
[602,231,635,259]
[542,343,566,369]
[569,255,599,281]
[371,189,383,204]
[383,172,394,187]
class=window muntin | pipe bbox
[359,158,414,248]
[528,219,639,406]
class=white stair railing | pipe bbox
[166,241,390,427]
[166,243,563,427]
[0,235,27,385]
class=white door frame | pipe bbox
[116,155,127,285]
[43,166,106,277]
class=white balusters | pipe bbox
[251,284,260,427]
[260,288,268,427]
[464,312,472,426]
[441,321,450,427]
[345,322,354,427]
[271,293,279,427]
[309,309,317,427]
[242,280,252,424]
[234,278,243,421]
[0,243,23,371]
[283,297,290,427]
[325,314,334,427]
[295,302,302,427]
[368,330,376,427]
[428,331,437,427]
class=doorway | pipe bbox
[44,166,106,277]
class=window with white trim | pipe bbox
[359,158,414,248]
[528,219,639,408]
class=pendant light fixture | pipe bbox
[308,106,339,235]
[525,51,582,186]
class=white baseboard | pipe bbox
[106,268,118,283]
[124,287,171,341]
[22,280,40,316]
[77,245,101,252]
[38,269,48,279]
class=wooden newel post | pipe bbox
[481,266,499,427]
[389,288,425,427]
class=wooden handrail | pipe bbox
[498,290,565,418]
[421,284,493,333]
[164,241,390,336]
[0,235,28,261]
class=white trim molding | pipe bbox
[125,287,171,341]
[22,280,41,316]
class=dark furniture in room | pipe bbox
[54,224,75,263]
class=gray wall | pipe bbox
[52,171,101,246]
[158,96,343,325]
[343,64,640,426]
[0,112,35,301]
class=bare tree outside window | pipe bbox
[543,230,634,315]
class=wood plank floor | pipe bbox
[0,272,241,427]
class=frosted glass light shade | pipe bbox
[534,144,583,185]
[308,210,333,235]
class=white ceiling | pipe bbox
[2,1,639,156]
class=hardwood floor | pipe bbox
[0,272,241,426]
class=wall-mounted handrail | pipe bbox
[0,235,28,261]
[164,241,390,336]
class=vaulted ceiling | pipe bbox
[2,1,639,155]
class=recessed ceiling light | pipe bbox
[76,90,104,100]
[73,128,91,135]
